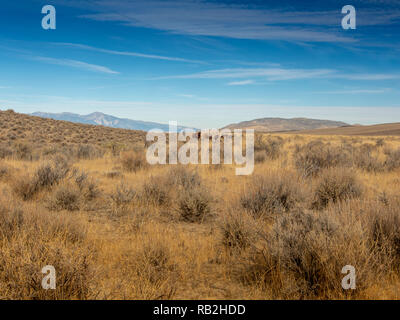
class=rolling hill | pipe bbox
[31,111,196,132]
[292,122,400,136]
[0,109,145,148]
[223,117,348,132]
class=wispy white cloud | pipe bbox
[218,60,281,67]
[158,67,336,81]
[60,0,357,43]
[316,88,392,94]
[339,74,400,81]
[38,0,400,45]
[227,80,255,86]
[54,43,204,64]
[31,56,119,74]
[157,67,400,82]
[177,94,196,98]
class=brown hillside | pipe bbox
[0,109,145,149]
[224,117,347,132]
[291,122,400,136]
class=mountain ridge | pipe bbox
[290,122,400,136]
[30,111,196,132]
[30,112,350,133]
[223,117,349,132]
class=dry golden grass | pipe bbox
[1,111,400,299]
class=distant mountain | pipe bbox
[30,112,196,132]
[291,122,400,136]
[223,117,349,132]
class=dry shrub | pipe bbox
[140,166,209,219]
[135,241,175,285]
[254,134,266,152]
[82,180,101,201]
[110,182,136,215]
[41,145,75,162]
[14,143,33,160]
[123,208,149,233]
[107,142,123,157]
[105,171,122,179]
[176,186,212,223]
[74,170,88,189]
[47,184,80,211]
[240,171,304,218]
[0,144,12,159]
[363,197,400,266]
[41,145,61,157]
[358,143,376,154]
[76,144,104,160]
[242,208,390,299]
[220,209,258,251]
[0,241,95,300]
[384,148,400,171]
[0,162,10,180]
[312,168,363,209]
[376,138,385,147]
[0,202,96,299]
[11,175,39,201]
[120,150,149,172]
[166,166,201,190]
[353,150,384,172]
[73,170,101,201]
[254,135,284,160]
[12,161,70,200]
[294,141,351,177]
[141,177,170,206]
[265,136,284,160]
[35,161,70,189]
[0,206,25,241]
[352,144,400,172]
[207,163,223,171]
[255,151,266,164]
[117,237,177,299]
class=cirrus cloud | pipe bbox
[31,56,119,74]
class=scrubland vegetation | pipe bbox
[1,109,400,299]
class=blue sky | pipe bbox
[0,0,400,128]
